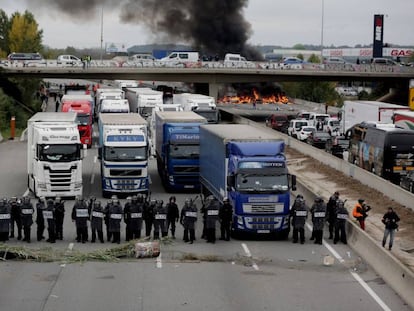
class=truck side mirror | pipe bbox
[291,174,297,191]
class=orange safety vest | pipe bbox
[352,203,363,218]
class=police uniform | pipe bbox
[0,198,11,242]
[219,199,232,241]
[153,200,167,240]
[9,197,22,240]
[326,192,339,239]
[205,196,220,243]
[166,196,179,239]
[143,200,155,237]
[334,200,348,244]
[311,197,326,245]
[54,197,65,240]
[180,199,197,244]
[44,199,56,243]
[127,196,144,240]
[90,201,105,243]
[20,197,34,243]
[72,197,89,243]
[290,195,307,244]
[108,198,123,244]
[36,198,46,241]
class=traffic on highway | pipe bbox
[0,79,413,310]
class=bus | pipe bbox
[347,122,414,184]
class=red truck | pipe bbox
[393,110,414,131]
[61,99,93,148]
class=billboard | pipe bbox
[373,15,384,58]
[105,42,127,53]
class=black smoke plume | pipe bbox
[29,0,262,60]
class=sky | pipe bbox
[1,0,413,49]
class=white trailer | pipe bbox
[173,93,218,123]
[27,112,85,198]
[341,100,410,133]
[99,99,130,114]
[125,87,163,119]
[94,88,125,119]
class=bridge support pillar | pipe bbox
[193,83,220,101]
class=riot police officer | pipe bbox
[180,198,197,244]
[153,199,167,240]
[326,191,339,239]
[166,196,179,239]
[44,199,56,243]
[90,200,105,243]
[126,195,143,240]
[205,196,220,243]
[334,199,348,245]
[108,196,123,244]
[143,199,155,237]
[290,194,308,244]
[72,196,89,243]
[219,198,232,241]
[0,197,11,242]
[123,196,132,241]
[54,197,65,240]
[9,196,22,240]
[104,198,113,242]
[36,197,46,241]
[20,196,34,243]
[311,197,326,245]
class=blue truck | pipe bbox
[199,124,296,237]
[154,111,207,191]
[98,113,149,197]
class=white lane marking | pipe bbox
[305,223,391,311]
[90,155,98,184]
[90,172,95,184]
[241,243,252,257]
[22,188,30,197]
[67,243,74,251]
[156,253,162,269]
[93,155,97,163]
[241,243,259,271]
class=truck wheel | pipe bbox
[278,228,290,240]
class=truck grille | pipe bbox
[110,169,142,176]
[173,166,199,174]
[243,203,284,214]
[245,217,282,230]
[45,166,76,189]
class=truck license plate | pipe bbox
[184,185,194,188]
[257,230,270,234]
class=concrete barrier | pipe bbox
[20,128,27,141]
[0,131,3,142]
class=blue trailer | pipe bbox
[154,111,207,191]
[200,124,296,237]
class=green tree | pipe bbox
[307,54,321,63]
[293,44,305,50]
[0,9,10,57]
[8,10,43,53]
[282,81,340,106]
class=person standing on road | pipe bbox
[219,198,232,241]
[54,197,65,240]
[20,197,34,243]
[36,197,46,241]
[153,200,167,240]
[326,191,339,239]
[108,196,123,244]
[143,199,155,237]
[353,199,371,230]
[382,207,400,251]
[290,194,308,244]
[311,197,326,245]
[166,196,179,239]
[334,199,348,244]
[44,199,56,243]
[90,200,105,243]
[72,196,89,243]
[205,196,220,243]
[0,198,11,242]
[126,195,144,240]
[123,196,132,241]
[104,198,113,242]
[9,196,22,240]
[180,198,198,244]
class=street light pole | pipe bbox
[100,6,104,62]
[321,0,325,59]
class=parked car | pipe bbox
[57,54,82,66]
[371,58,399,66]
[324,57,347,64]
[266,114,290,132]
[400,171,414,193]
[306,131,331,148]
[282,57,304,65]
[288,119,309,138]
[325,135,349,158]
[297,126,316,141]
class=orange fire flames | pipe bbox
[218,89,289,105]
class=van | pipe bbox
[288,119,310,138]
[308,113,330,128]
[266,114,289,132]
[160,52,199,62]
[129,54,155,61]
[371,58,399,66]
[223,53,255,67]
[57,54,82,66]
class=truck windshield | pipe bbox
[76,114,90,126]
[169,144,199,158]
[38,144,81,162]
[104,146,147,161]
[236,173,289,192]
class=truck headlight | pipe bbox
[237,216,244,225]
[105,180,110,187]
[169,176,174,183]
